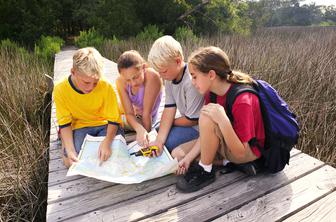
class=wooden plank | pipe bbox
[138,153,326,222]
[283,191,336,222]
[215,166,336,222]
[289,148,301,156]
[48,169,83,187]
[120,152,322,222]
[48,177,116,204]
[50,148,62,160]
[49,140,61,152]
[47,175,177,222]
[67,152,313,222]
[47,150,301,215]
[49,158,66,172]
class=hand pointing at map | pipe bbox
[98,138,112,165]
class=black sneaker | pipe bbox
[233,162,257,176]
[176,163,215,193]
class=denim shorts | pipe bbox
[163,126,199,152]
[63,124,124,156]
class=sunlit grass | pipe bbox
[0,46,52,221]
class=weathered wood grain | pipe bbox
[67,151,313,222]
[47,175,177,221]
[215,166,336,222]
[283,191,336,222]
[135,153,323,222]
[48,177,116,204]
[48,169,83,187]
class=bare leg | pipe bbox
[171,139,197,161]
[199,113,219,165]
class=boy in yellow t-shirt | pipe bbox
[53,47,122,168]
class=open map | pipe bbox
[67,131,178,184]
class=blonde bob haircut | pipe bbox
[72,47,104,78]
[148,35,184,71]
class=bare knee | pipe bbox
[171,148,186,161]
[199,113,216,129]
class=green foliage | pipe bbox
[34,36,64,61]
[134,0,188,34]
[318,21,336,26]
[1,0,336,47]
[74,28,105,48]
[188,0,252,36]
[135,25,163,42]
[0,0,59,46]
[0,39,29,56]
[91,0,142,38]
[174,26,198,42]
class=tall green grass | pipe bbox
[0,42,52,221]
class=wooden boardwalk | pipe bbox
[47,49,336,222]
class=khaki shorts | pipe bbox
[214,124,258,164]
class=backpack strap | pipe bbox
[209,92,217,103]
[225,83,258,122]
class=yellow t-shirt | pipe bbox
[53,76,121,130]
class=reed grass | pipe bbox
[0,47,52,221]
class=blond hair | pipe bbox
[148,35,184,71]
[117,50,146,72]
[188,46,253,84]
[72,47,104,78]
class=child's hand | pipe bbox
[150,140,163,157]
[136,129,149,148]
[176,157,191,175]
[68,151,79,166]
[98,139,112,166]
[201,103,228,123]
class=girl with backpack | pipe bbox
[176,46,265,193]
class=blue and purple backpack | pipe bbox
[211,80,300,173]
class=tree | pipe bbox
[91,0,142,38]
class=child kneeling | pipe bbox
[176,46,265,193]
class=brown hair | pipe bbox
[117,50,146,72]
[188,46,253,84]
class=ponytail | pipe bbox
[189,46,253,85]
[227,70,253,84]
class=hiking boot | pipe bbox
[176,163,215,193]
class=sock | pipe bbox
[223,159,230,166]
[199,161,212,173]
